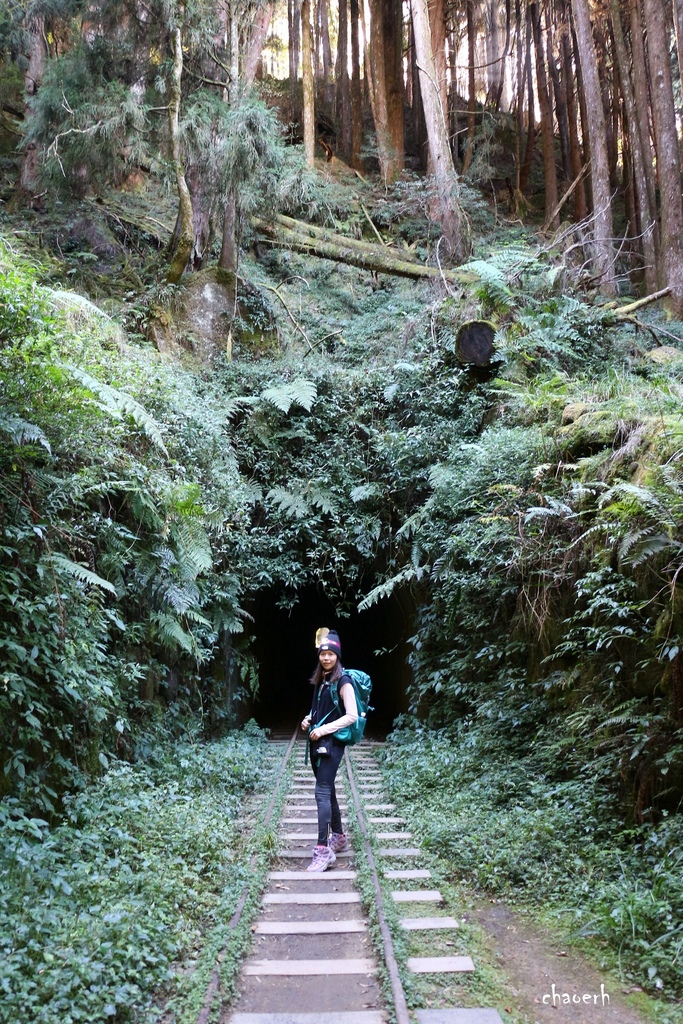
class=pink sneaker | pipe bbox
[307,844,336,872]
[329,832,349,853]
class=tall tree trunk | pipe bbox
[485,0,503,105]
[350,0,363,167]
[410,0,468,259]
[167,21,194,284]
[337,0,351,156]
[314,0,322,79]
[461,0,477,174]
[289,0,301,107]
[410,20,428,169]
[301,0,316,165]
[19,15,47,195]
[530,2,559,228]
[629,0,657,222]
[520,6,535,193]
[320,0,332,82]
[245,3,275,84]
[610,0,658,290]
[497,0,512,109]
[383,0,405,176]
[188,166,218,268]
[545,4,571,183]
[220,189,237,272]
[642,0,683,307]
[571,0,615,292]
[572,21,591,210]
[594,23,616,186]
[367,0,399,181]
[219,14,240,274]
[447,22,459,164]
[623,129,638,260]
[561,6,587,220]
[430,0,449,121]
[514,0,525,195]
[673,0,683,116]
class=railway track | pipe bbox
[204,730,504,1024]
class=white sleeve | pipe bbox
[317,681,358,737]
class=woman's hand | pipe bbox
[301,715,311,732]
[309,728,321,741]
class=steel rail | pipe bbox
[344,746,411,1024]
[195,725,300,1024]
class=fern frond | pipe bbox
[51,554,117,594]
[309,485,338,514]
[158,581,200,614]
[151,611,197,655]
[524,497,574,523]
[0,414,52,453]
[623,534,678,567]
[396,508,429,540]
[172,520,213,577]
[184,608,212,627]
[224,395,259,420]
[598,482,669,519]
[358,562,428,611]
[47,289,112,320]
[266,486,310,519]
[261,378,317,414]
[462,259,513,309]
[619,526,656,561]
[350,483,381,503]
[61,363,168,455]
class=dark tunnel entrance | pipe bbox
[244,586,414,736]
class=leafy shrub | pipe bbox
[382,723,683,999]
[0,247,254,807]
[0,729,266,1024]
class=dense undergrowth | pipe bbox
[4,170,683,1012]
[0,725,268,1024]
[381,726,683,1015]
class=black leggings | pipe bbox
[311,740,345,845]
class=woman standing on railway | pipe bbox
[301,628,358,872]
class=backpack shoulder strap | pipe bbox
[330,672,352,708]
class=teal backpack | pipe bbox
[329,669,373,745]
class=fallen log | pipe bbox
[252,216,471,285]
[272,212,420,263]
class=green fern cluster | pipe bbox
[0,251,254,807]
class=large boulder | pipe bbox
[150,269,279,365]
[176,270,235,365]
[645,346,683,365]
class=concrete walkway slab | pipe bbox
[364,803,396,810]
[384,869,432,879]
[400,917,460,930]
[229,1013,385,1024]
[376,832,412,839]
[243,958,376,976]
[414,1011,503,1024]
[268,870,357,880]
[263,892,361,904]
[254,920,367,934]
[378,848,421,857]
[407,957,475,973]
[391,890,442,903]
